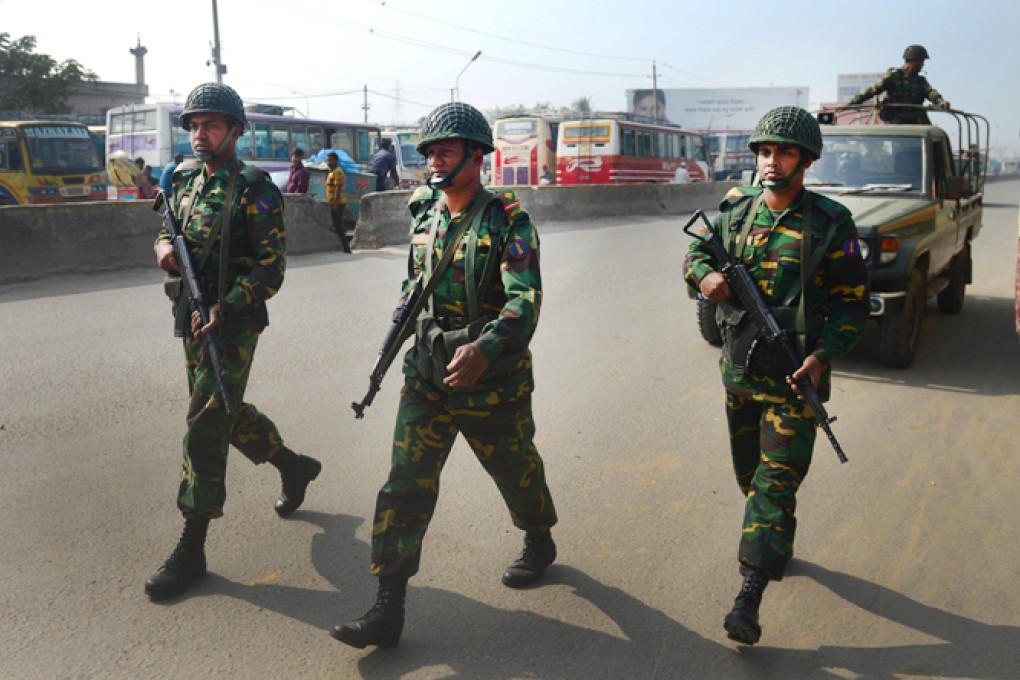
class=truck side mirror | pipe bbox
[944,175,965,200]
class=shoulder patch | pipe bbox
[506,238,530,259]
[842,238,861,258]
[255,196,275,214]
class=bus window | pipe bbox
[307,126,325,156]
[236,128,254,159]
[657,132,666,158]
[621,129,634,156]
[291,127,310,156]
[332,129,353,159]
[254,123,272,159]
[272,126,289,158]
[356,130,374,163]
[637,131,652,157]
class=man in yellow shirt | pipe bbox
[326,152,351,253]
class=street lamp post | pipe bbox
[452,51,482,103]
[291,90,310,118]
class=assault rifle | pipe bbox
[153,190,235,417]
[684,210,848,464]
[351,276,422,419]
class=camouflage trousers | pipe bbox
[178,323,287,518]
[370,377,558,580]
[725,390,817,580]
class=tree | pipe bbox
[0,33,96,114]
[571,96,593,115]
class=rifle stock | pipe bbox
[684,210,848,464]
[153,190,236,417]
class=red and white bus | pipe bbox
[492,115,559,186]
[556,117,711,185]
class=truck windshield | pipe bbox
[806,135,924,191]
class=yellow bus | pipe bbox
[0,121,108,205]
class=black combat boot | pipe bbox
[724,567,769,645]
[144,516,210,600]
[502,530,557,588]
[270,449,322,517]
[331,577,407,649]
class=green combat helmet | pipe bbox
[416,102,493,189]
[416,102,494,155]
[180,82,248,131]
[903,44,930,61]
[748,106,822,160]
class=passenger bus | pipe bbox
[0,121,108,205]
[492,115,560,186]
[556,117,711,185]
[106,102,380,181]
[702,130,754,180]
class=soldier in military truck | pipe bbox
[332,102,559,650]
[684,107,870,646]
[847,44,952,124]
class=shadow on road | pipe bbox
[838,294,1019,397]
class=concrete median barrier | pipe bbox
[0,194,344,285]
[0,182,736,284]
[352,181,737,249]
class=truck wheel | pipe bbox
[696,299,723,347]
[937,242,969,314]
[879,269,925,368]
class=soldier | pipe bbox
[145,83,322,600]
[847,44,951,124]
[332,102,558,649]
[684,107,869,645]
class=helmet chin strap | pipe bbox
[760,159,807,190]
[426,143,474,190]
[193,124,240,162]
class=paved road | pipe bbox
[2,180,1018,679]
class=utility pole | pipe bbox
[652,61,659,124]
[362,85,370,123]
[208,0,227,83]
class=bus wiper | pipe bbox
[841,183,914,195]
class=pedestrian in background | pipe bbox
[159,152,185,197]
[325,151,351,253]
[369,138,399,191]
[286,148,309,194]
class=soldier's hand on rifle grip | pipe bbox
[155,242,179,274]
[787,354,824,399]
[192,304,221,341]
[699,272,732,303]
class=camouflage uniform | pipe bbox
[370,186,558,580]
[156,159,288,518]
[848,68,947,124]
[685,185,869,579]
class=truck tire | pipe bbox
[879,269,925,368]
[696,299,723,347]
[937,242,970,314]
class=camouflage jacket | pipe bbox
[157,158,286,326]
[685,186,870,400]
[401,186,542,396]
[848,67,946,124]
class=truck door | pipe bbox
[931,135,958,269]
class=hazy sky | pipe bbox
[4,0,1018,153]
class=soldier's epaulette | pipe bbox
[719,185,760,211]
[240,164,269,185]
[495,189,526,224]
[407,185,440,217]
[808,190,851,222]
[173,160,201,180]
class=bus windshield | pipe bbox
[400,141,426,168]
[22,125,101,174]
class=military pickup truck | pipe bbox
[692,104,990,368]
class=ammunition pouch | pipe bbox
[718,301,822,376]
[414,314,519,390]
